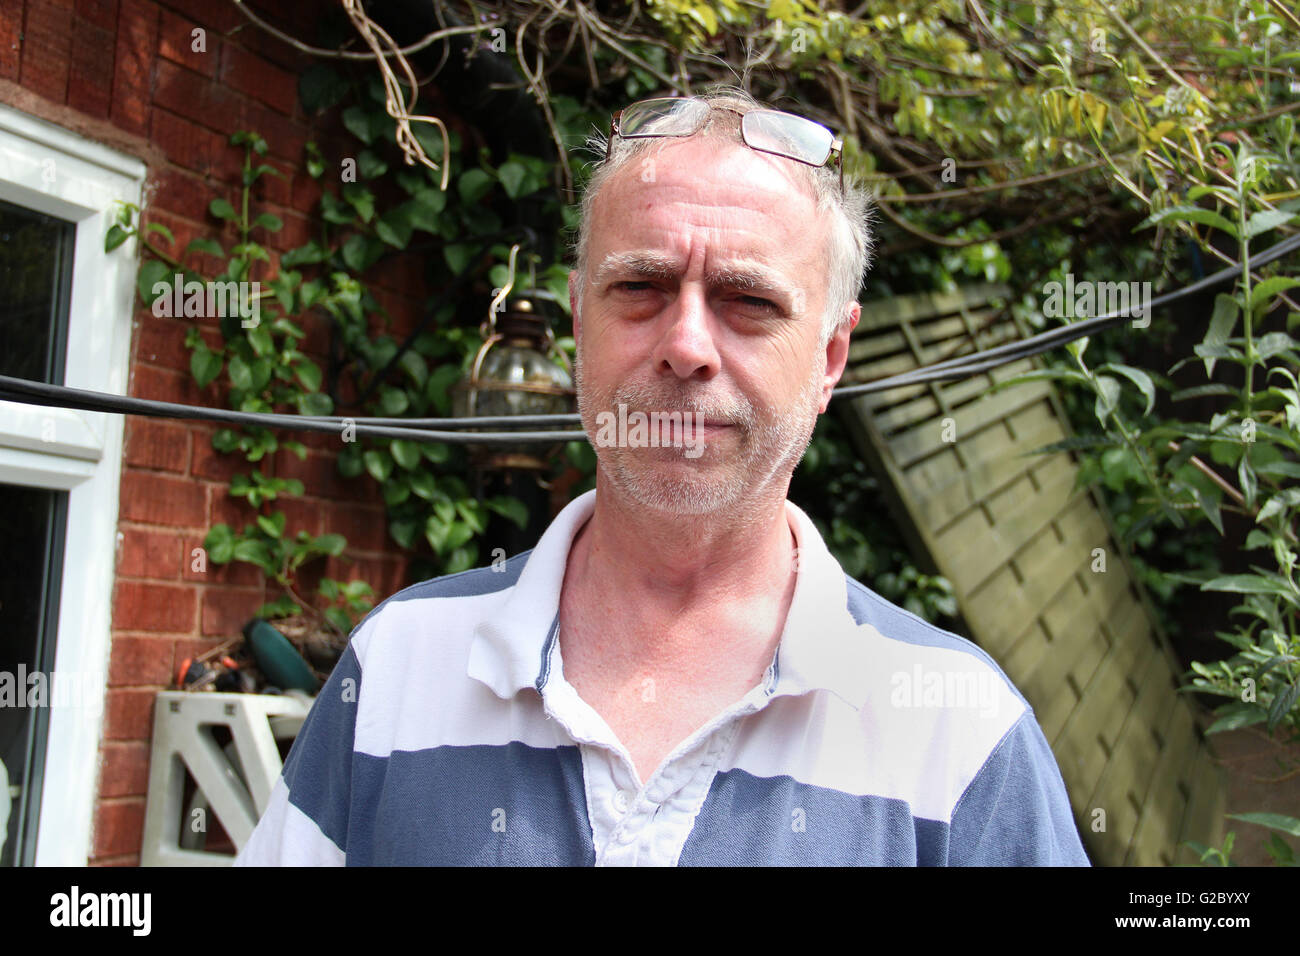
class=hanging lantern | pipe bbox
[452,294,575,472]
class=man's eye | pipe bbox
[737,295,777,311]
[614,281,653,292]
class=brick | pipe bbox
[21,0,74,103]
[159,9,219,78]
[325,501,389,553]
[134,311,192,371]
[190,428,245,483]
[207,482,253,530]
[119,470,207,527]
[68,22,115,117]
[245,99,307,163]
[277,495,322,538]
[151,164,212,224]
[131,363,202,406]
[272,210,312,255]
[98,741,150,799]
[92,798,146,858]
[151,108,222,176]
[153,58,241,136]
[113,580,197,632]
[103,689,155,740]
[107,633,175,685]
[276,446,351,500]
[220,42,296,116]
[111,0,158,136]
[124,416,191,472]
[201,584,269,637]
[116,526,184,579]
[290,172,322,215]
[251,159,294,207]
[0,0,18,82]
[75,0,119,32]
[161,0,241,34]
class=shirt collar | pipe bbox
[468,489,870,708]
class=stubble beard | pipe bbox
[574,348,825,516]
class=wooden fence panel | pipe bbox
[837,282,1226,866]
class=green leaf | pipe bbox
[295,391,333,416]
[389,518,418,549]
[184,237,225,259]
[1244,208,1296,239]
[1226,813,1300,838]
[363,449,393,483]
[146,221,175,245]
[342,105,378,145]
[1093,375,1120,422]
[409,470,436,500]
[337,443,364,478]
[391,439,420,470]
[204,524,235,564]
[233,538,276,573]
[1139,204,1238,238]
[105,223,130,251]
[294,357,322,392]
[1202,294,1239,377]
[1268,679,1299,732]
[375,207,414,248]
[379,386,409,416]
[299,65,349,113]
[191,344,223,388]
[357,149,388,180]
[444,545,476,575]
[1100,364,1156,416]
[228,354,253,390]
[1206,702,1268,734]
[312,533,347,557]
[425,514,450,555]
[443,242,475,276]
[209,197,237,221]
[498,160,528,199]
[256,512,286,538]
[1249,276,1300,312]
[485,495,529,530]
[458,168,494,205]
[253,212,283,232]
[281,241,327,267]
[444,520,474,551]
[341,183,376,223]
[398,350,428,389]
[137,259,171,306]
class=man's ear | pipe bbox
[820,301,860,413]
[568,270,582,344]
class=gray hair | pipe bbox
[571,86,875,347]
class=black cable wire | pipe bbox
[1,232,1296,444]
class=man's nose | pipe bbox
[651,284,719,381]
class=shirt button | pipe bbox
[617,827,637,845]
[613,790,632,814]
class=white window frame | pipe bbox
[0,103,145,865]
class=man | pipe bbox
[236,89,1090,866]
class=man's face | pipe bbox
[570,135,857,515]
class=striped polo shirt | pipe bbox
[235,489,1090,866]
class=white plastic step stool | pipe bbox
[140,690,312,866]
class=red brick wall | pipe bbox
[2,0,435,864]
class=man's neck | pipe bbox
[560,474,799,666]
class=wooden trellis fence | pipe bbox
[837,282,1226,866]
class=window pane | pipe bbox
[0,198,74,385]
[0,483,67,866]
